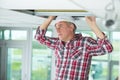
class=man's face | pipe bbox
[55,21,74,41]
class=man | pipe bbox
[35,16,113,80]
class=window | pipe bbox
[111,65,119,80]
[90,61,108,80]
[0,29,27,40]
[11,30,27,40]
[0,27,119,80]
[111,32,120,61]
[5,30,27,40]
[0,47,1,79]
[32,30,52,80]
[7,48,22,80]
[0,30,3,40]
[109,32,120,80]
[4,30,10,40]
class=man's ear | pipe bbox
[70,24,75,31]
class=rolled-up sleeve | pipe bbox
[34,26,58,50]
[86,36,113,56]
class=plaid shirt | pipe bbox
[35,27,113,80]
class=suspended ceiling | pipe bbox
[0,0,120,31]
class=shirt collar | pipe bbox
[59,33,82,45]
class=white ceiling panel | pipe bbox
[0,0,120,31]
[0,8,47,27]
[0,0,82,10]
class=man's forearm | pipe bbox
[90,24,105,39]
[85,16,105,39]
[39,16,55,30]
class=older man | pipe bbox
[35,16,113,80]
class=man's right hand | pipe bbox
[39,16,56,30]
[48,16,56,20]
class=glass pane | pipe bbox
[32,29,52,80]
[4,30,27,40]
[4,30,10,40]
[0,47,1,79]
[32,30,36,41]
[89,61,108,80]
[11,30,27,40]
[32,49,52,80]
[111,65,119,80]
[0,30,3,39]
[92,55,108,60]
[111,32,120,61]
[7,48,22,80]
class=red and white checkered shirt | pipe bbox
[35,27,113,80]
